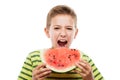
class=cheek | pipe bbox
[49,31,58,40]
[68,31,76,39]
[49,29,55,37]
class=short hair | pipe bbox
[46,5,77,29]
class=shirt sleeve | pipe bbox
[18,53,33,80]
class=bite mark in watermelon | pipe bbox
[40,48,81,73]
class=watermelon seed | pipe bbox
[53,55,56,59]
[68,55,71,61]
[73,54,77,57]
[58,64,61,67]
[57,64,64,67]
[71,49,76,51]
[61,64,64,67]
[49,60,53,62]
[68,55,71,58]
[73,49,75,51]
[74,49,76,51]
[59,60,61,62]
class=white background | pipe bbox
[0,0,120,80]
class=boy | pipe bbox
[18,5,104,80]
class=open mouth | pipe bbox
[57,40,68,47]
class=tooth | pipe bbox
[59,40,66,42]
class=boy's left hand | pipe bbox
[75,59,94,80]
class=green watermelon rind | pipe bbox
[40,48,80,73]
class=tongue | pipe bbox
[58,42,66,47]
[58,41,67,47]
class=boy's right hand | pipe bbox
[32,64,52,80]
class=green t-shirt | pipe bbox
[18,49,104,80]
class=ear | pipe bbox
[74,28,78,39]
[44,28,50,38]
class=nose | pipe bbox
[60,29,66,38]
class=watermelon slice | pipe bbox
[40,48,81,73]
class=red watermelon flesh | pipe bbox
[40,48,81,73]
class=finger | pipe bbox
[79,72,86,77]
[38,73,50,80]
[33,68,51,77]
[33,64,46,76]
[33,64,46,73]
[34,69,51,79]
[36,64,46,70]
[74,69,88,78]
[76,60,91,74]
[76,63,87,73]
[78,60,91,70]
[37,68,51,75]
[74,69,81,74]
[81,59,90,67]
[37,70,51,79]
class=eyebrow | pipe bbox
[53,25,73,27]
[53,25,61,27]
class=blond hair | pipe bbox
[46,5,77,29]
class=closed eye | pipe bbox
[67,28,73,30]
[54,27,60,30]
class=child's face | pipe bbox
[45,14,78,48]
